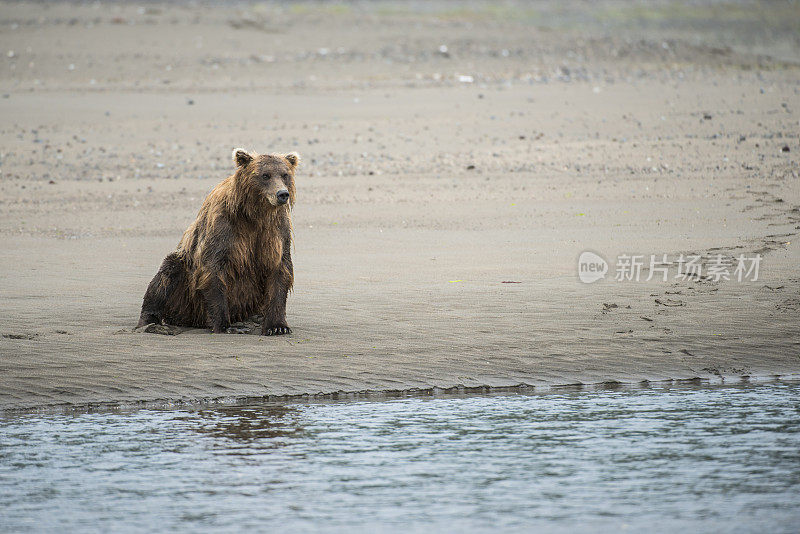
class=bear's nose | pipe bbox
[276,190,290,204]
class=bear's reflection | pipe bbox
[193,404,302,445]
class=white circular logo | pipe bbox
[578,251,608,283]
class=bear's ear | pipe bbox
[232,148,254,168]
[284,152,301,170]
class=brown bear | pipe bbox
[137,148,299,335]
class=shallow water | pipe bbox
[1,382,799,533]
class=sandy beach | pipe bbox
[0,0,798,411]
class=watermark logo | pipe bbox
[578,251,762,283]
[578,251,609,283]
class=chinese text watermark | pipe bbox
[578,251,761,284]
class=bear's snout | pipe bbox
[276,190,290,205]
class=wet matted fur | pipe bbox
[138,148,299,335]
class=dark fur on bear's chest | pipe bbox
[211,215,290,322]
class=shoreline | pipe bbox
[4,374,800,416]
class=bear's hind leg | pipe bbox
[138,253,185,327]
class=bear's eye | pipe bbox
[263,173,271,180]
[282,173,289,180]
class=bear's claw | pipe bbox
[263,326,292,336]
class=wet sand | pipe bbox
[1,1,799,410]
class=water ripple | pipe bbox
[1,382,799,532]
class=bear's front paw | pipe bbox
[262,325,292,336]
